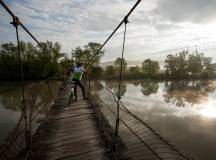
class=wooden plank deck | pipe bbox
[31,85,110,160]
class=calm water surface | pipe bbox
[1,80,216,159]
[0,81,61,144]
[103,80,216,160]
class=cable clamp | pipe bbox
[10,16,20,27]
[124,16,129,24]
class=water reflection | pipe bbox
[0,81,61,144]
[102,80,216,107]
[0,86,22,111]
[0,81,61,111]
[141,80,159,96]
[102,80,216,160]
[163,80,216,107]
[105,80,126,96]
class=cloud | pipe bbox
[153,0,216,23]
[1,0,216,63]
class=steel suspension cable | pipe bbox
[87,0,142,67]
[0,0,41,48]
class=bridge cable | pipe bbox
[87,0,142,67]
[0,0,41,48]
[113,17,128,151]
[11,17,31,159]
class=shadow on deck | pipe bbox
[31,86,111,160]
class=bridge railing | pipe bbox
[0,80,58,160]
[85,74,193,160]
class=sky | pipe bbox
[1,0,216,63]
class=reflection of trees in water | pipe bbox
[163,80,216,107]
[141,80,159,96]
[105,80,127,97]
[130,81,140,87]
[0,83,21,111]
[0,81,61,112]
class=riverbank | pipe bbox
[101,72,216,81]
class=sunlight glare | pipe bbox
[198,101,216,118]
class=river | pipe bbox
[0,80,216,160]
[0,81,62,144]
[102,80,216,160]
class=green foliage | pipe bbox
[202,57,216,77]
[129,66,141,73]
[165,50,216,78]
[0,41,66,80]
[1,40,216,81]
[105,65,115,76]
[91,66,104,78]
[114,57,127,71]
[165,51,188,77]
[187,51,203,76]
[59,57,74,76]
[72,42,104,68]
[0,41,105,80]
[142,59,160,76]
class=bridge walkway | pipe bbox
[31,85,110,160]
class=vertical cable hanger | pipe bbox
[113,16,129,151]
[11,16,31,160]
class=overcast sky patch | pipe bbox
[1,0,216,63]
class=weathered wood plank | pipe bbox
[32,85,110,160]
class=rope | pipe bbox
[0,0,41,47]
[11,16,31,160]
[89,74,193,159]
[46,80,54,102]
[87,0,142,67]
[113,17,128,151]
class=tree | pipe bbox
[114,57,127,71]
[91,66,104,78]
[0,41,66,80]
[0,43,18,80]
[72,42,104,68]
[142,59,160,76]
[164,50,188,77]
[59,56,74,76]
[187,51,203,76]
[164,50,216,78]
[105,65,115,76]
[202,57,216,76]
[129,66,141,73]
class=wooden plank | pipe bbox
[35,123,98,135]
[60,149,109,160]
[32,85,110,160]
[36,146,106,160]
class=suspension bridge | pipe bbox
[0,0,194,159]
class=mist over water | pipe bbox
[102,80,216,160]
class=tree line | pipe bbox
[101,50,216,79]
[0,41,104,80]
[0,41,215,80]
